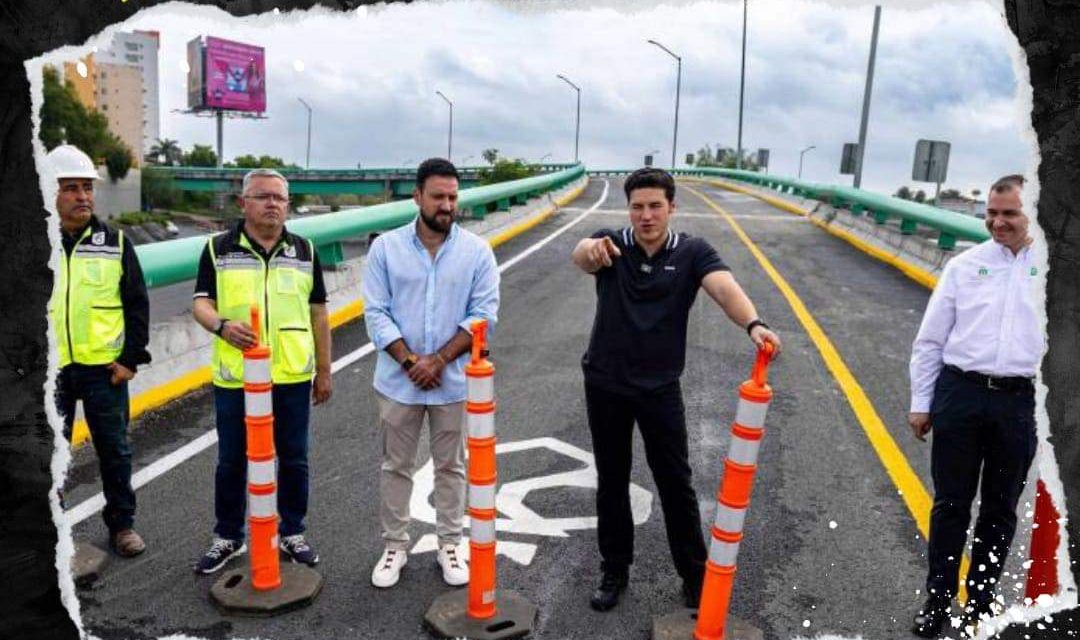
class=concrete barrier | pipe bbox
[69,176,588,446]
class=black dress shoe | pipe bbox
[590,571,629,612]
[911,595,953,638]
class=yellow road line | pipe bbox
[70,180,588,448]
[687,177,938,291]
[684,184,970,602]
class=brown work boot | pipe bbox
[112,529,146,557]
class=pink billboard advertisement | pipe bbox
[204,36,266,112]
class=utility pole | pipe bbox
[854,5,882,189]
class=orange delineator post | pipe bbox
[695,344,775,640]
[1025,479,1061,601]
[465,319,498,620]
[244,305,281,592]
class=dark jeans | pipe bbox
[926,367,1037,602]
[56,364,136,534]
[585,381,707,584]
[214,381,312,542]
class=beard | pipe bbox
[420,207,455,234]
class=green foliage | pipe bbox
[115,210,171,226]
[894,186,913,200]
[142,167,179,209]
[482,148,499,165]
[478,158,535,186]
[104,142,132,182]
[232,154,291,169]
[913,189,927,203]
[39,65,133,180]
[147,138,183,166]
[183,144,218,167]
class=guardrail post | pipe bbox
[937,233,957,251]
[496,198,511,211]
[317,242,345,267]
[900,219,917,235]
[470,205,487,220]
[872,211,888,225]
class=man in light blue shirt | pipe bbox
[363,158,499,589]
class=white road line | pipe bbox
[66,179,611,526]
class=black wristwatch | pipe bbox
[214,319,228,337]
[745,319,769,336]
[401,353,419,371]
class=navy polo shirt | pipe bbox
[582,227,729,394]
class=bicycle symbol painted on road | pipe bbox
[408,436,653,566]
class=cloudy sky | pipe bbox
[37,0,1029,196]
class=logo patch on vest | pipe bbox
[284,244,296,258]
[1030,266,1038,276]
[92,232,105,246]
[978,267,990,276]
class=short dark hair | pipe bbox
[624,167,675,202]
[416,157,459,191]
[991,174,1025,194]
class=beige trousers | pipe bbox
[376,391,467,550]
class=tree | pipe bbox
[147,138,182,166]
[971,189,982,199]
[894,186,913,200]
[695,145,720,167]
[482,148,499,165]
[478,158,535,185]
[913,189,927,203]
[38,65,133,180]
[233,154,289,169]
[939,188,962,200]
[183,144,218,167]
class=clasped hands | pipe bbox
[408,353,447,390]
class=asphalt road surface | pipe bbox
[66,178,1038,640]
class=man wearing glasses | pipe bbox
[191,168,333,574]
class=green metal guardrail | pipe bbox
[677,167,990,250]
[137,164,586,288]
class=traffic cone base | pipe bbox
[652,610,764,640]
[210,562,323,617]
[425,588,538,640]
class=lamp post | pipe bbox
[853,5,882,188]
[736,0,748,169]
[435,90,453,161]
[797,145,816,179]
[556,74,581,163]
[297,97,312,169]
[647,39,682,169]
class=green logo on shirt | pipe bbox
[978,267,989,276]
[1030,266,1038,276]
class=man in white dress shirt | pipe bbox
[909,175,1043,638]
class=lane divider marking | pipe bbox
[684,184,970,603]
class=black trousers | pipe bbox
[585,381,707,584]
[56,364,136,534]
[926,367,1037,602]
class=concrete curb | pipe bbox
[70,177,589,447]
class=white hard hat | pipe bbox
[46,144,100,181]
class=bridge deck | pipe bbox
[65,178,1037,640]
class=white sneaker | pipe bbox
[371,547,407,588]
[437,543,469,586]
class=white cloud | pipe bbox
[79,0,1027,194]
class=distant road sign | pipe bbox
[840,143,859,175]
[912,139,950,183]
[644,154,654,167]
[685,153,695,166]
[756,148,769,169]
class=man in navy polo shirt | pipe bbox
[571,167,781,612]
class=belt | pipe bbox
[944,365,1034,392]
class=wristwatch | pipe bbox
[745,318,769,336]
[401,353,419,371]
[214,319,228,337]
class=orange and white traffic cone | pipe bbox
[209,305,322,615]
[423,319,537,639]
[466,319,498,619]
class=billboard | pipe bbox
[187,36,266,112]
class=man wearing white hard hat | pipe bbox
[48,144,150,557]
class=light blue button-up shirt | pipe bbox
[363,218,500,405]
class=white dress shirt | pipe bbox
[909,240,1044,413]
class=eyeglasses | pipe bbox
[244,193,290,204]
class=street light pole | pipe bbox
[297,97,312,169]
[736,0,748,169]
[853,5,882,189]
[556,74,581,163]
[797,145,816,179]
[648,39,682,169]
[435,90,453,161]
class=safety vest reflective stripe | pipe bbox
[52,226,126,367]
[209,233,315,388]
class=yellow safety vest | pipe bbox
[209,229,316,388]
[52,224,125,367]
